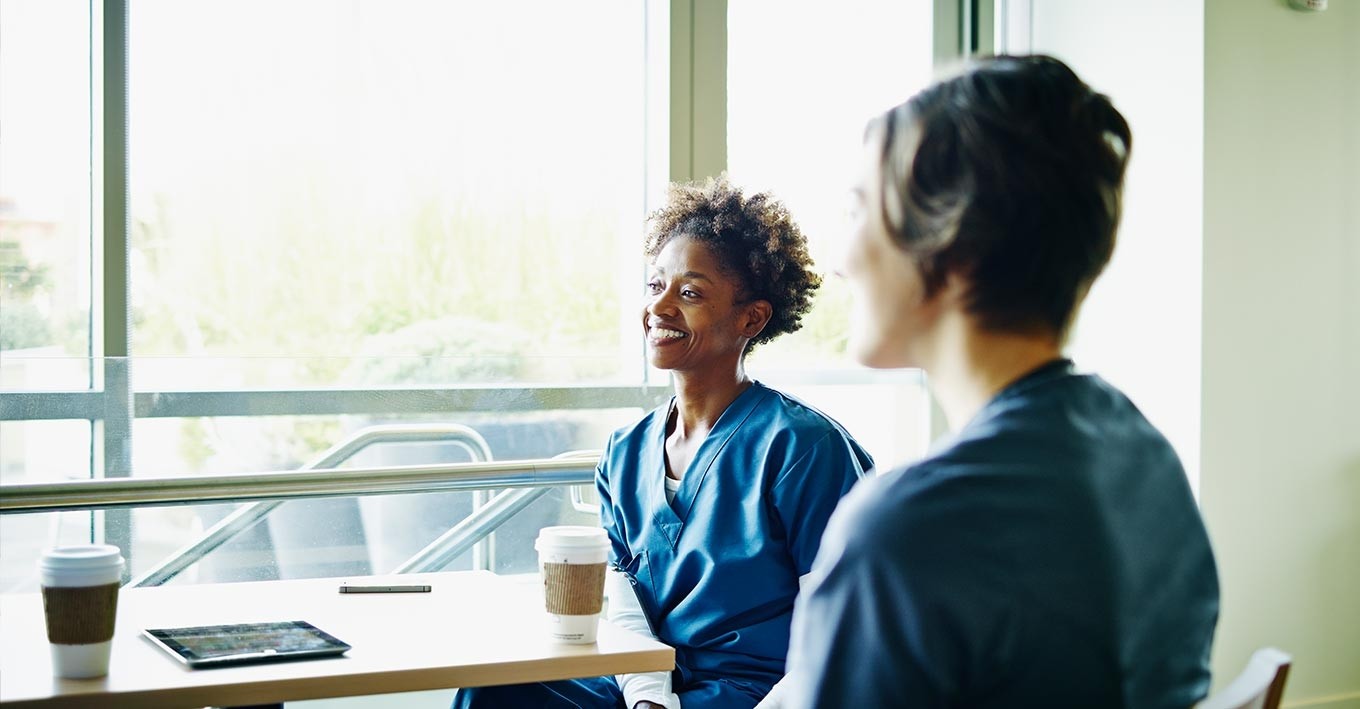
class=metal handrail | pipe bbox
[0,383,676,421]
[0,458,599,513]
[126,423,495,587]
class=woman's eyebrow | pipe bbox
[649,267,714,284]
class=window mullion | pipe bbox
[669,0,726,183]
[99,0,133,567]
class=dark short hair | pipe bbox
[870,54,1132,337]
[644,175,821,351]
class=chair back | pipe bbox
[1196,647,1291,709]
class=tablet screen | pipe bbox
[144,620,350,668]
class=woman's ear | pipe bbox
[741,300,773,339]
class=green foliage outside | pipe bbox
[0,239,52,350]
[131,189,623,377]
[0,302,49,351]
[128,161,630,469]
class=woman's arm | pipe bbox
[751,572,811,709]
[596,438,679,709]
[607,569,681,709]
[761,430,871,708]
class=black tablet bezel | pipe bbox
[143,620,351,668]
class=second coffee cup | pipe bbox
[534,526,609,644]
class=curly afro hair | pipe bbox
[644,175,821,352]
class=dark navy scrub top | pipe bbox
[785,360,1220,708]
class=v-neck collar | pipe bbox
[645,381,770,549]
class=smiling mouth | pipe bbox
[649,327,687,341]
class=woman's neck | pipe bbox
[919,309,1062,433]
[669,367,753,440]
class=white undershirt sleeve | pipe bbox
[607,569,681,709]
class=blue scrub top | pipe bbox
[596,381,872,694]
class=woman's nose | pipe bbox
[647,289,677,316]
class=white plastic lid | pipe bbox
[39,545,123,588]
[534,525,609,551]
[39,545,123,571]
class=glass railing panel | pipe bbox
[1,483,600,593]
[1,355,933,595]
[0,508,97,594]
[0,354,93,393]
[0,419,91,484]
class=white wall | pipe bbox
[1027,0,1207,488]
[1201,1,1360,706]
[1030,0,1360,706]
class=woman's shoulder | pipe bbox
[827,457,1001,562]
[752,381,855,436]
[751,382,874,474]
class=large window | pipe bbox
[1,1,944,594]
[129,0,649,381]
[730,0,936,465]
[0,1,99,583]
[729,2,934,299]
[0,0,93,386]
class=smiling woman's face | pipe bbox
[641,236,763,374]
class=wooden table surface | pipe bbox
[0,571,673,708]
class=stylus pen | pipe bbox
[338,584,432,594]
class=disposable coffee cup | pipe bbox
[38,545,124,679]
[534,526,609,644]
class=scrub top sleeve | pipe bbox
[594,437,630,564]
[770,432,867,575]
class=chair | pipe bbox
[1196,647,1291,709]
[558,449,604,515]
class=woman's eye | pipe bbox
[646,282,662,294]
[681,289,699,299]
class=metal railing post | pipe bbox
[392,487,554,574]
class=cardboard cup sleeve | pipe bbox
[41,583,120,645]
[542,562,606,615]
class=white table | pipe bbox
[0,571,673,708]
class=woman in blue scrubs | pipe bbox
[453,177,872,709]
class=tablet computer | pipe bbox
[143,620,351,668]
